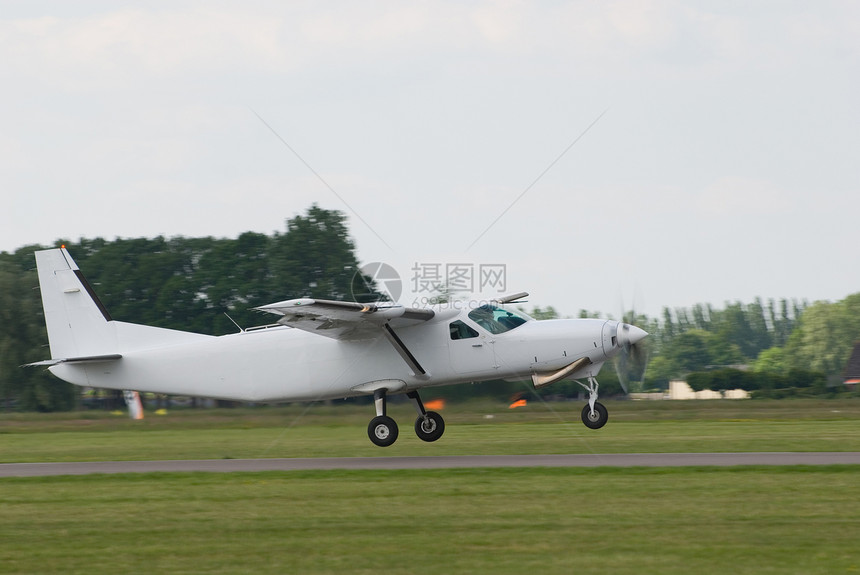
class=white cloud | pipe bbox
[0,9,288,90]
[4,1,854,99]
[695,177,797,217]
[2,1,859,318]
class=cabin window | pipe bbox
[467,304,528,334]
[449,320,479,340]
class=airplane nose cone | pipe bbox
[618,324,648,348]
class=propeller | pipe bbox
[613,319,650,395]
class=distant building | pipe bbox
[628,382,750,400]
[843,342,860,391]
[668,380,749,400]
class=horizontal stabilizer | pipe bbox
[24,354,123,367]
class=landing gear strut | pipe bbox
[367,389,399,447]
[366,389,446,447]
[577,376,609,429]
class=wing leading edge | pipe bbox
[254,298,435,341]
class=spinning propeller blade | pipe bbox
[613,318,650,395]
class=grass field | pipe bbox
[1,467,858,574]
[2,398,860,462]
[1,399,859,574]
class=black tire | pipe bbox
[581,402,608,429]
[368,415,399,447]
[414,411,445,442]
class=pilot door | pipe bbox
[447,319,497,374]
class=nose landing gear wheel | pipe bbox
[368,415,399,447]
[581,402,608,429]
[414,411,445,442]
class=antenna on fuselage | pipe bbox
[224,313,245,333]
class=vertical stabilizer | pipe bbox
[35,248,117,360]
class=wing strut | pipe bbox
[382,324,427,376]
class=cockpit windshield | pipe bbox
[467,304,529,334]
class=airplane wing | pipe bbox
[254,298,435,341]
[255,298,436,376]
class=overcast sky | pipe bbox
[2,1,858,319]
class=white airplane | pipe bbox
[30,247,647,446]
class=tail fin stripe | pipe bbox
[74,269,112,321]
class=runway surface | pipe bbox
[2,452,860,477]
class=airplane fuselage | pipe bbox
[51,313,614,403]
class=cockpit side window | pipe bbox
[449,320,479,340]
[467,304,528,335]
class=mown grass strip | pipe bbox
[1,466,858,575]
[2,418,860,463]
[3,398,860,433]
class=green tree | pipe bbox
[0,247,78,411]
[0,261,29,409]
[267,205,364,303]
[666,330,713,373]
[644,355,676,388]
[687,369,758,392]
[529,306,560,320]
[753,347,788,374]
[785,296,860,377]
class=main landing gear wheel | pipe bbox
[581,402,608,429]
[368,415,399,447]
[414,411,445,442]
[408,390,445,443]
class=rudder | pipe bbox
[35,248,118,360]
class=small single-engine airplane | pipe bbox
[29,248,647,446]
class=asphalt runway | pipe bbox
[2,452,860,477]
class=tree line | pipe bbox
[0,205,365,411]
[2,204,859,411]
[554,291,860,398]
[641,294,860,394]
